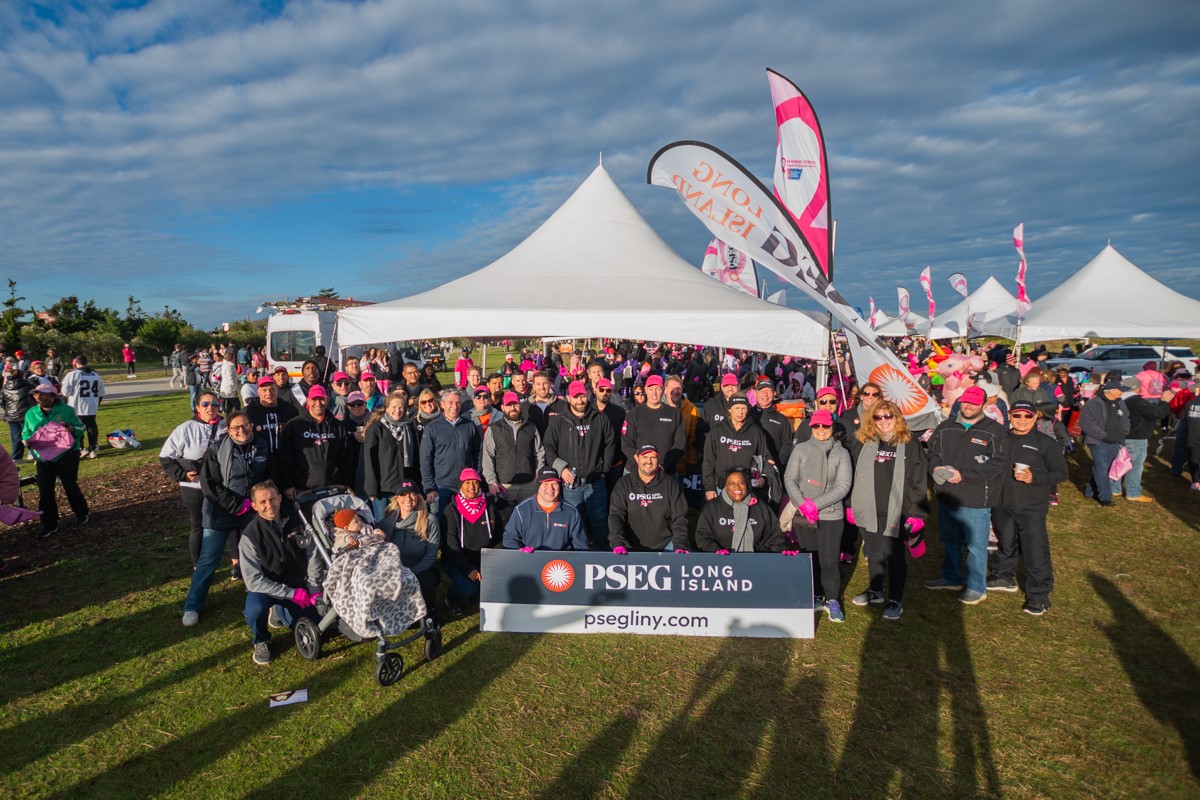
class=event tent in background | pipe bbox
[874,312,954,339]
[931,276,1021,339]
[338,165,829,357]
[983,245,1200,342]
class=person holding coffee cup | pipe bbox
[989,400,1068,615]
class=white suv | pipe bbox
[1045,344,1196,377]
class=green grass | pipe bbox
[1,395,1198,798]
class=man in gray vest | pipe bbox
[483,391,545,528]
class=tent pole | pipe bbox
[481,343,487,381]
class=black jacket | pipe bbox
[623,403,686,473]
[753,404,794,467]
[695,496,785,553]
[441,499,502,573]
[243,399,298,453]
[702,419,770,493]
[1000,429,1069,510]
[363,417,419,497]
[927,415,1009,508]
[543,405,616,482]
[1,374,34,424]
[608,469,690,551]
[278,409,355,492]
[240,512,308,592]
[200,435,275,529]
[1125,396,1170,440]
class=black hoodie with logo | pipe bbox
[608,469,689,551]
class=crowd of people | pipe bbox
[148,335,1200,665]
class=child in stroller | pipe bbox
[294,487,442,685]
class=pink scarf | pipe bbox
[455,492,487,524]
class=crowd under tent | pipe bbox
[983,244,1200,343]
[338,165,829,358]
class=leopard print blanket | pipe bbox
[323,541,427,638]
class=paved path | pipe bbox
[103,376,185,401]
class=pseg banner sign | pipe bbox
[479,550,815,639]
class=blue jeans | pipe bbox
[562,478,609,550]
[244,591,318,645]
[183,527,234,613]
[371,493,394,522]
[1086,442,1121,502]
[1119,438,1149,498]
[8,421,24,459]
[435,487,455,518]
[443,559,481,601]
[937,504,991,594]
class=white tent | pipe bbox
[338,165,829,357]
[983,244,1200,342]
[875,312,946,338]
[932,276,1021,339]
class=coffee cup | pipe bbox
[1014,463,1030,475]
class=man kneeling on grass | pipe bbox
[238,480,320,666]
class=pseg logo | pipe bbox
[541,560,575,592]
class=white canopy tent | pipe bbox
[874,312,950,339]
[931,276,1021,339]
[983,244,1200,342]
[338,165,828,357]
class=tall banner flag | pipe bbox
[948,272,969,298]
[768,69,832,279]
[700,238,759,297]
[898,287,911,320]
[1014,223,1032,317]
[647,141,939,428]
[919,266,936,327]
[868,297,879,329]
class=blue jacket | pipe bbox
[502,496,589,551]
[419,414,481,492]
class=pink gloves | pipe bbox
[904,517,925,534]
[237,498,253,515]
[845,508,856,525]
[798,498,819,524]
[519,546,534,553]
[612,546,628,555]
[716,549,730,555]
[291,588,317,608]
[781,550,800,556]
[674,548,690,554]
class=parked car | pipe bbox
[424,347,446,371]
[1044,344,1196,377]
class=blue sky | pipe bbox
[1,0,1197,329]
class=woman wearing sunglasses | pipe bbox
[159,391,228,569]
[783,408,852,622]
[845,400,929,621]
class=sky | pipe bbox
[1,0,1198,330]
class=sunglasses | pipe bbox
[1010,412,1035,419]
[596,388,612,393]
[811,423,832,429]
[817,399,838,405]
[873,413,895,421]
[861,391,881,398]
[348,401,366,407]
[334,380,351,386]
[420,400,436,406]
[198,401,217,407]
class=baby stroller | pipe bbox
[292,486,442,686]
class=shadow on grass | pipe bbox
[44,654,360,800]
[620,636,832,798]
[1139,454,1200,529]
[836,594,1000,798]
[1090,573,1200,781]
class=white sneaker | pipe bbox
[87,449,97,459]
[182,611,199,627]
[23,452,33,461]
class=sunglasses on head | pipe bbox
[873,413,895,421]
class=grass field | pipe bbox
[1,394,1198,798]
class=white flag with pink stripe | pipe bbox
[919,266,935,324]
[898,287,910,319]
[1014,223,1032,317]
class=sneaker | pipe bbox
[882,600,903,621]
[851,589,885,607]
[444,596,463,617]
[267,607,284,630]
[1022,601,1048,616]
[230,563,242,582]
[959,589,987,605]
[825,600,845,623]
[76,513,90,527]
[252,641,272,665]
[813,595,826,608]
[182,611,199,627]
[1126,495,1153,503]
[87,449,97,459]
[839,552,853,564]
[1099,499,1114,507]
[1048,492,1059,507]
[924,577,963,591]
[986,576,1018,593]
[38,527,57,539]
[23,452,33,461]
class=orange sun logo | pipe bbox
[541,560,575,592]
[869,364,931,417]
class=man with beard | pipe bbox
[622,374,686,475]
[925,385,1009,605]
[608,444,690,552]
[244,376,298,453]
[543,380,616,549]
[483,391,545,527]
[278,386,354,499]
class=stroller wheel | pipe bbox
[424,630,443,661]
[294,617,322,661]
[376,652,404,686]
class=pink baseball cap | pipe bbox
[332,371,351,382]
[809,409,835,427]
[596,377,613,390]
[567,380,588,397]
[459,468,483,483]
[347,391,367,403]
[959,386,986,405]
[257,376,275,387]
[307,385,328,400]
[816,387,838,400]
[501,391,520,405]
[645,375,664,388]
[720,374,738,388]
[359,371,376,381]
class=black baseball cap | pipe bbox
[537,467,561,483]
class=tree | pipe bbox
[314,288,341,299]
[134,317,183,358]
[1,280,27,351]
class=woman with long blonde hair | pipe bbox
[846,400,929,621]
[383,481,440,614]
